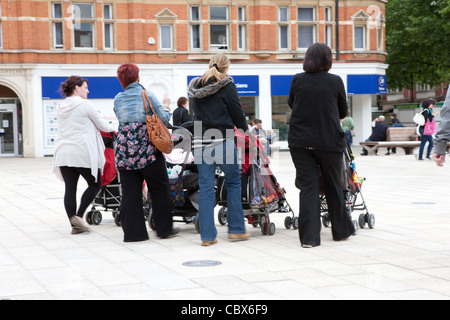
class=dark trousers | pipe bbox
[119,152,173,242]
[59,166,101,225]
[290,147,355,246]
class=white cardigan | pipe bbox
[53,96,113,182]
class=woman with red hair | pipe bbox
[113,63,178,242]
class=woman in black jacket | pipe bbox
[188,53,250,246]
[288,43,355,248]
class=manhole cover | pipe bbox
[182,260,221,267]
[411,201,435,205]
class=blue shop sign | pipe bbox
[42,76,123,99]
[188,75,259,96]
[347,74,387,95]
[270,75,294,96]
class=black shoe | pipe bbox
[360,153,368,156]
[159,227,180,239]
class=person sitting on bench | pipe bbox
[361,115,388,156]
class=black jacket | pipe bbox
[172,106,192,126]
[287,71,348,152]
[188,76,248,139]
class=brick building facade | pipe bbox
[0,0,387,157]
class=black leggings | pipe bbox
[59,166,101,225]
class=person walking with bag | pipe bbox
[188,53,250,246]
[53,76,114,235]
[418,98,437,160]
[287,43,355,248]
[114,63,179,242]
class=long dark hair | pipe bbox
[60,76,88,97]
[303,43,333,73]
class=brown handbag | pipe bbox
[142,90,174,154]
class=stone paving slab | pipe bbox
[1,147,450,300]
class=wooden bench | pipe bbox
[360,127,419,155]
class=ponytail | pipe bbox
[199,53,230,86]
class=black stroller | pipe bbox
[85,131,123,226]
[319,143,375,234]
[146,125,204,232]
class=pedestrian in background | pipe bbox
[341,109,354,146]
[114,63,179,242]
[432,90,450,167]
[173,96,192,127]
[287,42,355,248]
[418,98,437,160]
[53,76,114,235]
[188,53,250,246]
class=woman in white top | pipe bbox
[53,76,113,234]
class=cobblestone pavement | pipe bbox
[1,147,450,300]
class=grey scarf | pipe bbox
[188,76,233,99]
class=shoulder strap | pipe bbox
[142,90,157,116]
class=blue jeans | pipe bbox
[419,127,433,159]
[194,139,246,241]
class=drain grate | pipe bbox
[182,260,222,267]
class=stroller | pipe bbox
[146,126,203,232]
[216,129,296,236]
[318,143,374,234]
[85,131,123,226]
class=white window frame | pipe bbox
[103,4,114,50]
[71,3,95,49]
[297,7,316,50]
[159,24,173,50]
[209,6,229,50]
[237,6,246,51]
[354,25,366,50]
[52,2,64,49]
[190,6,201,50]
[278,7,289,50]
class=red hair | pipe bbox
[117,63,140,89]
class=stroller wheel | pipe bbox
[148,210,156,230]
[86,211,93,225]
[322,213,331,228]
[367,214,375,229]
[284,216,292,229]
[114,212,122,227]
[91,211,102,225]
[194,214,200,233]
[261,221,268,235]
[268,222,276,236]
[358,213,366,229]
[218,207,228,225]
[292,217,299,230]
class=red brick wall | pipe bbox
[0,0,386,64]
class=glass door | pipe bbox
[0,105,17,156]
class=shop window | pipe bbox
[271,96,291,141]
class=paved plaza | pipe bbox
[1,146,450,300]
